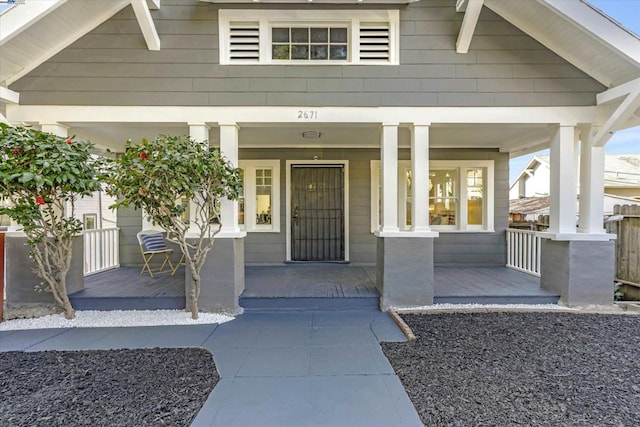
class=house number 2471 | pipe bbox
[297,110,318,119]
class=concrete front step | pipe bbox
[69,296,186,311]
[240,297,381,312]
[434,294,560,305]
[68,294,560,312]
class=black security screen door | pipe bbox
[291,165,345,261]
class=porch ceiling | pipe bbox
[67,121,550,154]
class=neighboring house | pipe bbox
[1,0,639,309]
[509,154,640,225]
[508,194,640,229]
[510,154,640,200]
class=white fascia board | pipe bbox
[0,86,20,104]
[544,0,640,66]
[5,105,600,126]
[0,0,67,46]
[456,0,483,54]
[507,142,550,160]
[131,0,160,51]
[203,0,417,3]
[6,0,130,86]
[147,0,160,9]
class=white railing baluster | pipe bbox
[506,228,541,277]
[83,227,120,276]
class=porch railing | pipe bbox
[506,228,542,277]
[83,227,120,276]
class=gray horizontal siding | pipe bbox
[117,205,183,267]
[115,147,507,266]
[117,205,144,267]
[239,148,378,265]
[236,148,507,266]
[12,0,605,107]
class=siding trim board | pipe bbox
[7,105,599,126]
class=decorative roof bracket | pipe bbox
[456,0,484,54]
[594,77,640,147]
[131,0,160,51]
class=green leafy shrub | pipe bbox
[0,125,101,319]
[104,135,241,319]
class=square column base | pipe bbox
[185,238,245,315]
[376,236,434,310]
[540,239,614,306]
[5,234,84,306]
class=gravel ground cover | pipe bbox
[0,348,218,427]
[382,312,640,426]
[0,310,233,331]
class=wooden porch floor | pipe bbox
[434,266,557,304]
[71,264,558,308]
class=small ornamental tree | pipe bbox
[104,135,241,319]
[0,125,102,319]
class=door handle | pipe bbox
[292,206,299,226]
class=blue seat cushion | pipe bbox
[141,233,168,252]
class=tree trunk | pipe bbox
[189,274,200,320]
[58,275,75,320]
[60,293,75,320]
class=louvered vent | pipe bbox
[359,23,390,62]
[229,22,260,62]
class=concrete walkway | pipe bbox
[0,309,422,427]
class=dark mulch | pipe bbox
[0,348,218,427]
[382,312,640,426]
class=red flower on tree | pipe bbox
[65,138,73,144]
[139,152,148,159]
[35,196,46,205]
[11,147,22,155]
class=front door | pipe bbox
[291,165,345,261]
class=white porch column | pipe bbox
[186,123,245,314]
[411,124,431,232]
[578,126,606,234]
[40,122,68,138]
[379,123,399,234]
[218,123,242,236]
[547,125,578,236]
[189,122,209,144]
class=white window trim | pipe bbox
[219,9,399,65]
[239,159,281,233]
[285,160,350,262]
[371,160,495,233]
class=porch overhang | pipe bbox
[199,0,418,3]
[5,104,603,154]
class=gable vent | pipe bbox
[358,23,390,62]
[229,22,260,62]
